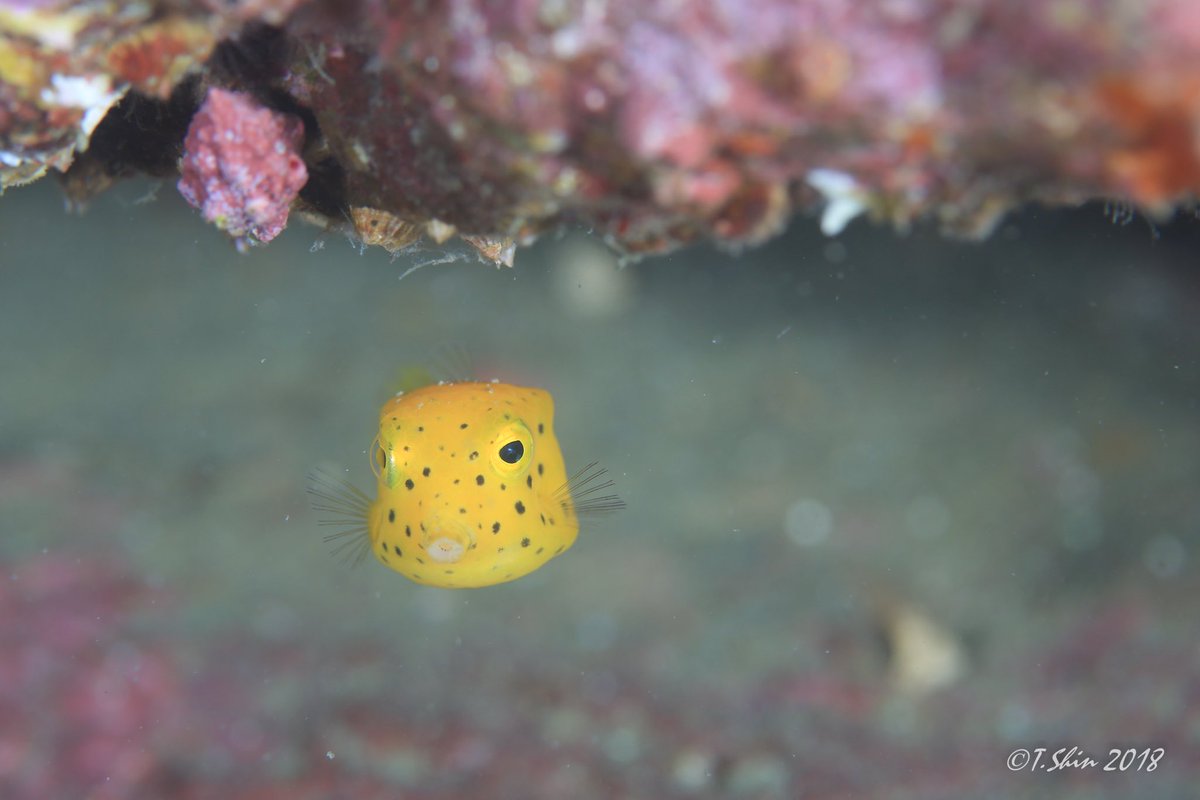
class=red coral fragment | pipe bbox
[177,88,308,244]
[1097,77,1200,208]
[106,19,217,100]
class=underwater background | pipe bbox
[1,180,1198,798]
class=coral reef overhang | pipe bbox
[3,0,1199,257]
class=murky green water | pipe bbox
[1,181,1197,798]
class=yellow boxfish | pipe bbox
[309,380,623,588]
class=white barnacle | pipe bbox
[806,168,869,236]
[40,73,126,137]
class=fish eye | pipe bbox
[499,440,524,464]
[489,422,533,477]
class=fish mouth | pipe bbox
[421,519,475,564]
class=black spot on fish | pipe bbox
[393,544,402,556]
[405,525,412,537]
[416,557,425,565]
[422,467,431,477]
[537,463,544,476]
[536,547,544,554]
[388,508,395,523]
[460,422,469,429]
[453,478,460,485]
[500,483,507,491]
[539,513,546,525]
[538,423,544,434]
[459,507,466,514]
[554,545,564,554]
[476,474,484,485]
[417,426,424,432]
[492,522,501,533]
[526,475,533,489]
[469,451,479,460]
[521,537,530,547]
[405,478,414,490]
[515,500,525,514]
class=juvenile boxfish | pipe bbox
[310,380,624,588]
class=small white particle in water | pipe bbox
[776,325,792,340]
[711,336,722,345]
[260,358,267,364]
[283,514,290,522]
[325,750,335,760]
[784,499,833,546]
[1144,534,1186,579]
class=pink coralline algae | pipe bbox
[177,87,307,244]
[5,0,1200,256]
[0,555,185,799]
[280,0,1200,256]
[1,550,1198,797]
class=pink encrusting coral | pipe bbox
[287,0,1200,255]
[5,0,1200,255]
[177,87,308,244]
[0,555,186,799]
